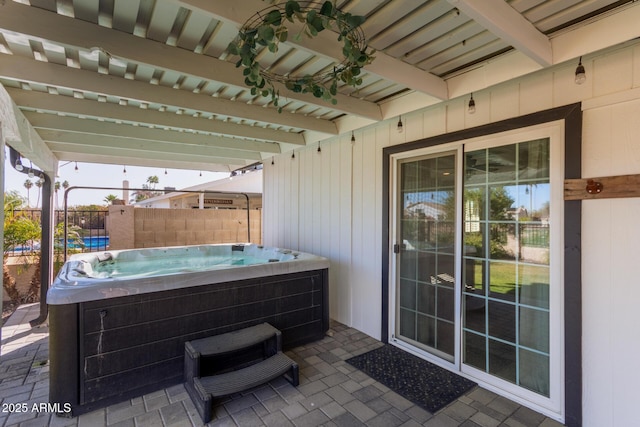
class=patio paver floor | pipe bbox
[1,304,565,427]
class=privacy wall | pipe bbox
[263,40,640,426]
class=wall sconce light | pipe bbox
[271,157,274,165]
[14,155,24,171]
[351,132,355,144]
[291,151,295,159]
[468,93,476,114]
[123,165,127,174]
[575,56,586,85]
[317,143,322,153]
[164,168,168,175]
[397,116,403,133]
[199,170,202,177]
[74,162,79,172]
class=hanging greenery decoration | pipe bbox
[227,0,375,112]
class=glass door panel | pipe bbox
[397,153,457,361]
[462,138,551,397]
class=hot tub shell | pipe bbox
[48,244,329,416]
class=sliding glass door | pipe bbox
[390,124,564,418]
[394,151,459,363]
[462,138,552,397]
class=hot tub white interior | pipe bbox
[48,243,329,304]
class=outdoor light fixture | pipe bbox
[74,162,79,172]
[397,116,403,133]
[317,143,321,153]
[575,56,586,85]
[123,165,127,174]
[468,93,476,114]
[199,171,202,177]
[351,132,355,144]
[164,168,168,175]
[14,155,24,171]
[271,157,274,165]
[291,151,295,159]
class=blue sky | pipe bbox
[4,147,229,207]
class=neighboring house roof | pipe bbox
[133,169,262,207]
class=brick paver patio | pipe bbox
[1,304,565,426]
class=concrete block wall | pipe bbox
[108,207,261,249]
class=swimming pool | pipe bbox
[48,243,330,415]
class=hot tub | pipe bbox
[48,243,329,416]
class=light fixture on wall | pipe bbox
[317,143,321,153]
[575,56,586,85]
[291,151,295,159]
[397,116,403,133]
[123,165,127,174]
[199,170,202,177]
[74,162,79,172]
[351,132,355,144]
[468,93,476,114]
[271,157,275,165]
[14,154,24,171]
[164,168,168,175]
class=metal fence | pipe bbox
[4,209,108,256]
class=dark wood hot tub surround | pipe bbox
[49,269,329,416]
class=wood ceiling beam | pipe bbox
[23,113,281,154]
[179,0,449,100]
[447,0,552,67]
[0,54,336,135]
[7,89,305,145]
[50,151,237,172]
[0,0,381,121]
[46,140,245,166]
[36,129,263,162]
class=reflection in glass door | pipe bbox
[396,153,457,361]
[462,138,551,397]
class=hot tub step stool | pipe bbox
[184,323,299,423]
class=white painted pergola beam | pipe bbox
[447,0,552,67]
[0,0,381,121]
[0,84,57,173]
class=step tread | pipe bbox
[194,352,296,397]
[186,323,280,357]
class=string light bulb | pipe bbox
[468,93,476,114]
[14,155,23,171]
[575,56,586,85]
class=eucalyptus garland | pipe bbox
[227,0,375,112]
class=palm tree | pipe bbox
[54,181,62,210]
[104,194,119,205]
[35,179,43,209]
[23,179,33,207]
[147,175,159,190]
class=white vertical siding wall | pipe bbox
[263,40,640,426]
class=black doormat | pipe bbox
[346,345,477,413]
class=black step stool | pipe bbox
[184,323,299,423]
